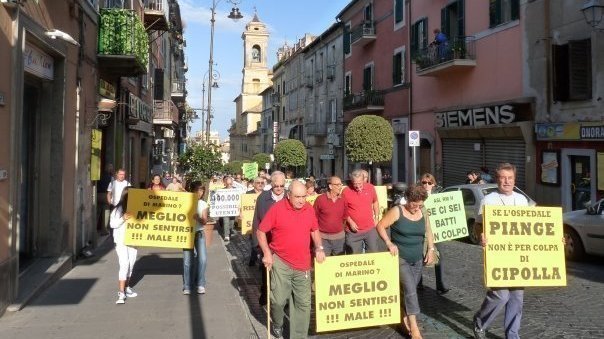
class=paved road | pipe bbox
[227,234,604,338]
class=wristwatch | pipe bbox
[316,246,324,251]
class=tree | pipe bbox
[274,139,307,169]
[252,153,271,169]
[178,143,223,183]
[345,115,393,163]
[224,160,243,175]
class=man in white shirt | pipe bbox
[107,169,131,209]
[472,162,528,339]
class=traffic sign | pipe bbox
[409,130,420,147]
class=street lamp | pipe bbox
[206,0,243,144]
[582,0,604,30]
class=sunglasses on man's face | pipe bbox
[421,181,434,185]
[272,185,285,188]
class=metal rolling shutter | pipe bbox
[484,139,526,190]
[442,139,483,187]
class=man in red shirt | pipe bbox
[257,180,325,339]
[314,176,347,256]
[341,169,380,254]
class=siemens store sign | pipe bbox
[436,104,516,128]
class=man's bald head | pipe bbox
[288,180,307,209]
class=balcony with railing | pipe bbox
[343,89,385,116]
[350,21,376,47]
[415,36,476,77]
[98,8,149,77]
[153,100,179,125]
[144,0,169,31]
[171,80,186,100]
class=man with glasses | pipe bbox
[341,169,380,254]
[257,180,325,339]
[313,176,347,256]
[247,176,266,194]
[252,171,286,305]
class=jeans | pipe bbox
[475,288,524,339]
[182,231,207,290]
[221,216,235,238]
[399,258,423,316]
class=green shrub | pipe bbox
[345,115,393,163]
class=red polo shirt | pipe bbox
[259,198,318,271]
[313,193,347,234]
[341,183,377,232]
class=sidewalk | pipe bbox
[0,230,257,339]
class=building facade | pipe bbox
[0,0,190,316]
[337,0,411,183]
[303,24,345,178]
[527,0,604,211]
[409,0,535,195]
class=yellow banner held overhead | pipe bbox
[425,191,468,243]
[240,193,259,235]
[124,188,197,249]
[314,252,400,332]
[483,206,567,288]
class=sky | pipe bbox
[180,0,351,141]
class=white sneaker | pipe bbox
[197,286,206,294]
[183,289,191,295]
[125,287,137,298]
[116,292,126,304]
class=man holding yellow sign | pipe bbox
[472,163,566,339]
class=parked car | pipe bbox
[563,199,604,261]
[440,184,536,244]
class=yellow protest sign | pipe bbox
[124,188,197,249]
[425,191,468,243]
[90,129,102,181]
[306,194,320,205]
[314,252,400,332]
[484,206,566,287]
[374,185,388,217]
[240,193,259,235]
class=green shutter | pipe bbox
[411,23,417,58]
[395,0,404,23]
[441,7,449,37]
[344,24,351,54]
[458,0,465,37]
[568,39,592,101]
[422,18,429,50]
[489,0,499,28]
[511,0,520,21]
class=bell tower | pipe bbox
[241,12,270,95]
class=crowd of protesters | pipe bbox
[97,162,556,339]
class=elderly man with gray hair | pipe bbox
[341,169,380,253]
[252,170,287,305]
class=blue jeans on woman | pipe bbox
[182,231,207,290]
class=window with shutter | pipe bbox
[569,39,592,101]
[552,39,592,102]
[363,66,373,91]
[489,0,519,28]
[392,50,404,86]
[344,23,351,56]
[394,0,404,24]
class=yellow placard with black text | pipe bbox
[484,206,566,287]
[124,189,197,249]
[314,252,400,332]
[240,193,259,235]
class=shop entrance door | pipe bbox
[561,149,596,212]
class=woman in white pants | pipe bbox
[110,188,138,304]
